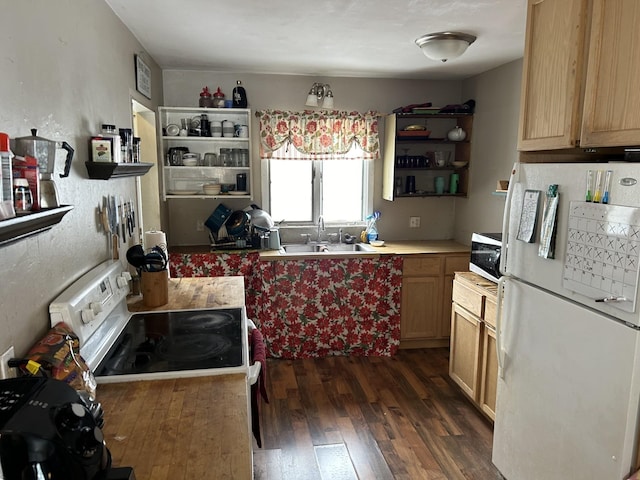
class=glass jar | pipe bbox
[231,148,242,167]
[239,149,250,167]
[213,87,225,108]
[219,148,232,167]
[13,178,33,213]
[199,86,213,108]
[132,137,141,163]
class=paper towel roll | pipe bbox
[144,230,169,276]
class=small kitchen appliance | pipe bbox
[469,232,502,283]
[0,376,110,480]
[12,129,74,208]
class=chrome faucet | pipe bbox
[339,228,343,244]
[317,215,325,242]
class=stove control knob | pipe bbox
[81,308,95,324]
[117,272,132,289]
[89,302,103,314]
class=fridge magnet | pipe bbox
[517,189,541,243]
[539,184,559,259]
[135,54,151,99]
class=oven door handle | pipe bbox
[248,362,261,386]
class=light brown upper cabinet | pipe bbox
[580,0,640,147]
[518,0,640,151]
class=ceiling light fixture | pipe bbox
[305,83,334,108]
[415,31,477,63]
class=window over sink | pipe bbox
[267,143,373,223]
[256,109,379,225]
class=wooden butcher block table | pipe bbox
[99,276,253,480]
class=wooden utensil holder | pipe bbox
[141,270,168,307]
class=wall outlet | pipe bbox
[409,216,421,228]
[196,220,204,231]
[0,346,16,379]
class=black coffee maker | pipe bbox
[0,377,110,480]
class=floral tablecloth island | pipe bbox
[170,252,402,359]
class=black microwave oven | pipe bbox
[470,232,502,283]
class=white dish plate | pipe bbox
[228,191,248,196]
[370,240,385,247]
[168,190,199,195]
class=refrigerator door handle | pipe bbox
[496,275,507,379]
[500,162,519,276]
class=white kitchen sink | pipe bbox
[280,242,376,254]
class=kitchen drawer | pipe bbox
[485,296,497,329]
[403,256,442,276]
[445,255,470,276]
[452,279,485,318]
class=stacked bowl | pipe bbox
[203,183,221,195]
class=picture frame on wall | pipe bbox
[135,54,151,99]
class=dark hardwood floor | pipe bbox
[253,348,503,480]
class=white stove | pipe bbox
[48,260,252,384]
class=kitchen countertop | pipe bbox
[365,240,470,255]
[100,276,252,480]
[127,276,245,311]
[173,239,469,259]
[454,271,498,298]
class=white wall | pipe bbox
[0,1,162,356]
[455,59,523,244]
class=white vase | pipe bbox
[447,126,466,141]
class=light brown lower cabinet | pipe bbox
[479,324,497,420]
[449,272,499,421]
[400,254,469,348]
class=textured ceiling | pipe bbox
[106,0,527,80]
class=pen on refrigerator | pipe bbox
[585,170,594,202]
[602,170,612,204]
[593,170,603,203]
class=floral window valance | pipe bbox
[256,110,380,158]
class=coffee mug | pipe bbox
[435,176,445,194]
[234,125,249,138]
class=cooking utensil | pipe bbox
[12,128,74,178]
[226,210,250,236]
[143,251,166,272]
[247,204,274,231]
[12,128,75,208]
[205,204,232,233]
[126,244,146,269]
[109,195,119,258]
[150,245,167,268]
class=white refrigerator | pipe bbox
[493,162,640,480]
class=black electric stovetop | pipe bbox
[94,308,244,377]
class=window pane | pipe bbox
[270,159,313,222]
[322,159,364,222]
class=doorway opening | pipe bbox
[131,99,162,238]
